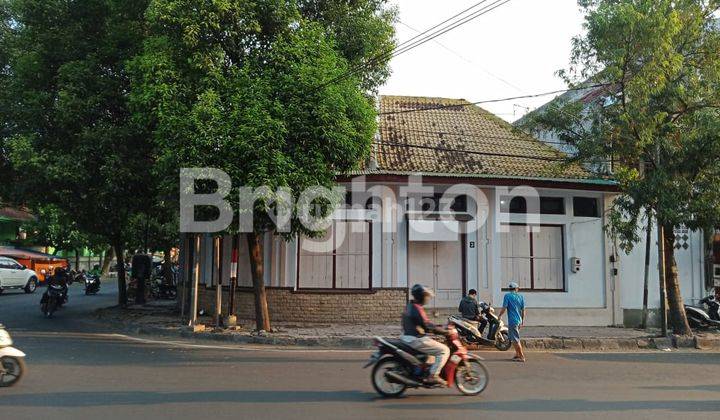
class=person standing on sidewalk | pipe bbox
[498,282,526,362]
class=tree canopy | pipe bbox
[1,0,154,304]
[130,0,395,329]
[523,0,720,334]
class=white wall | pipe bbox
[619,222,706,310]
[488,188,607,309]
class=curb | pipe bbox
[112,321,720,351]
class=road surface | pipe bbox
[1,281,719,419]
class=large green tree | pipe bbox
[524,0,720,335]
[131,0,395,330]
[1,0,153,306]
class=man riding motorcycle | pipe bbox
[401,284,450,386]
[458,289,488,336]
[44,267,69,304]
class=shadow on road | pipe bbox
[641,383,720,392]
[0,390,377,407]
[379,398,720,413]
[557,352,720,365]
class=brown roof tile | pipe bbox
[369,95,598,181]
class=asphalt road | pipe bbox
[1,281,720,420]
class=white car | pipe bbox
[0,257,38,294]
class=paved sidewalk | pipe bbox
[95,303,720,351]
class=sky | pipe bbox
[379,0,586,122]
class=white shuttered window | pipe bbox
[500,224,564,291]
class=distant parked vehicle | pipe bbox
[0,257,38,295]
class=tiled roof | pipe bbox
[0,207,35,222]
[366,95,603,182]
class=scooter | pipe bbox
[685,295,720,329]
[449,305,512,351]
[365,324,490,397]
[0,324,26,387]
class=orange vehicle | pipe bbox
[0,247,69,282]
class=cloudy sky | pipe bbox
[379,0,586,122]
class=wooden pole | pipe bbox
[228,234,239,316]
[190,234,201,326]
[641,209,652,329]
[214,236,223,327]
[657,225,668,336]
[179,234,188,319]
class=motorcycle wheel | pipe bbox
[455,359,489,396]
[495,331,512,351]
[44,298,57,318]
[371,357,408,398]
[0,356,25,387]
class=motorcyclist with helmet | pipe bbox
[45,266,70,304]
[401,284,450,386]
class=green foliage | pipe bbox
[523,0,720,252]
[1,0,152,247]
[130,0,395,237]
[21,204,99,253]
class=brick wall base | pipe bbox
[198,287,407,324]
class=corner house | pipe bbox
[189,95,707,327]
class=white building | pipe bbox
[190,95,710,326]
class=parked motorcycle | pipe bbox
[84,274,100,295]
[0,324,26,387]
[150,265,177,300]
[685,294,720,329]
[40,283,66,318]
[449,307,512,351]
[365,324,490,397]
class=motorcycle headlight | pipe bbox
[0,329,12,346]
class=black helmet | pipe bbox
[410,284,434,304]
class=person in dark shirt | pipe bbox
[45,267,69,303]
[458,289,489,335]
[401,284,450,386]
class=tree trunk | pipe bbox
[114,243,127,307]
[163,246,174,286]
[662,223,692,336]
[74,249,80,272]
[101,247,114,276]
[247,232,271,332]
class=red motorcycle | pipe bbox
[365,324,490,397]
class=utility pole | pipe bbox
[657,225,668,336]
[641,209,652,329]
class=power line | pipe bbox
[315,0,509,92]
[381,126,574,148]
[379,83,613,116]
[397,19,525,93]
[375,140,567,162]
[374,140,615,164]
[390,0,511,60]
